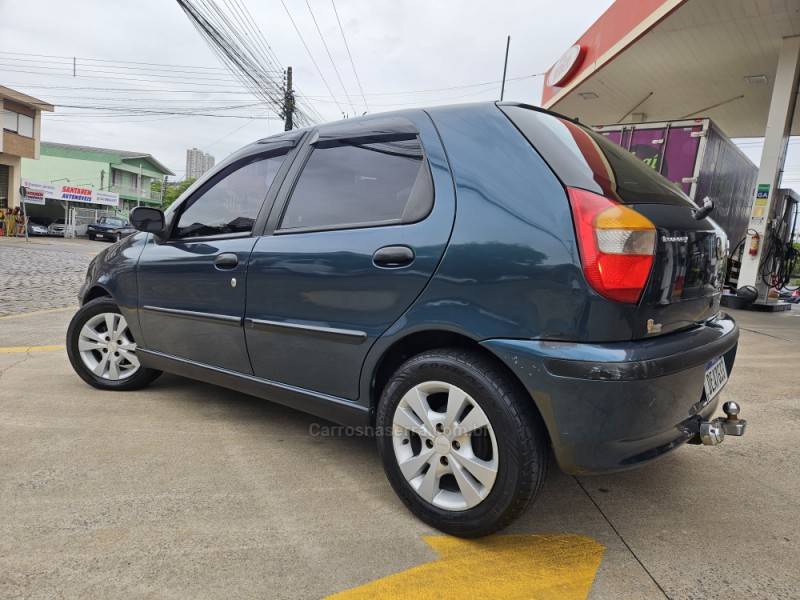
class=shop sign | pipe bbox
[58,186,120,207]
[21,179,57,206]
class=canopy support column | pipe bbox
[737,35,800,301]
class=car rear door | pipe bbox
[136,139,298,373]
[244,113,455,400]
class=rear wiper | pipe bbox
[693,196,714,220]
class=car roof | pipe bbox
[236,101,581,155]
[168,101,581,213]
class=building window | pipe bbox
[2,109,34,138]
[18,114,33,137]
[3,110,16,131]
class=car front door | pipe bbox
[137,143,296,373]
[244,114,455,400]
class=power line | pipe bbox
[178,0,292,119]
[279,0,345,116]
[0,66,259,88]
[0,55,281,78]
[0,60,274,83]
[4,71,545,98]
[202,117,259,149]
[346,73,546,97]
[36,95,262,103]
[304,0,356,116]
[330,0,368,113]
[3,82,258,94]
[176,0,316,127]
[45,101,269,117]
[0,50,236,72]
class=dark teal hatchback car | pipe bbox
[67,102,745,537]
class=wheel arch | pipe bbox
[83,284,113,304]
[368,329,550,445]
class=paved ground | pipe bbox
[0,236,100,317]
[1,237,799,599]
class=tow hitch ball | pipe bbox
[692,401,747,446]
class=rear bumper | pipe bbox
[482,313,739,474]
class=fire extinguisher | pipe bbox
[749,231,761,256]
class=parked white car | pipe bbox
[47,218,66,236]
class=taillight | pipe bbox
[567,187,656,304]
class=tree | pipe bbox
[152,178,196,208]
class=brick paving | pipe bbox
[0,237,102,317]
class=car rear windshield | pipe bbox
[499,104,694,206]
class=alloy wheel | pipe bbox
[77,312,140,381]
[392,381,499,511]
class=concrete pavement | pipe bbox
[0,311,800,598]
[1,295,799,597]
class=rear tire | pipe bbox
[67,297,161,391]
[376,348,548,537]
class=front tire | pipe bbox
[66,298,161,391]
[376,348,548,537]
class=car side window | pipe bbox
[173,154,285,239]
[279,138,432,232]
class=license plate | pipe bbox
[704,357,728,400]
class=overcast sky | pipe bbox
[1,0,614,177]
[2,0,797,193]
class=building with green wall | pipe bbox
[22,142,174,216]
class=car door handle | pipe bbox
[214,253,239,270]
[373,245,415,268]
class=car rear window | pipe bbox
[278,138,432,232]
[499,105,693,206]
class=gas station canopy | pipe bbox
[542,0,800,137]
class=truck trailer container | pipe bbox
[594,118,757,249]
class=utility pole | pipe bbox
[137,164,142,208]
[283,66,295,131]
[500,35,511,101]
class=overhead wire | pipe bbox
[5,72,545,99]
[304,0,356,116]
[278,0,345,117]
[330,0,368,113]
[0,50,238,72]
[179,0,293,123]
[177,0,317,127]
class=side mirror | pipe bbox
[130,206,166,237]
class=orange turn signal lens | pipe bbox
[567,188,656,304]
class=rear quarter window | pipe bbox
[499,105,694,206]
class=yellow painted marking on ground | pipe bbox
[0,306,76,320]
[0,345,64,353]
[327,533,605,600]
